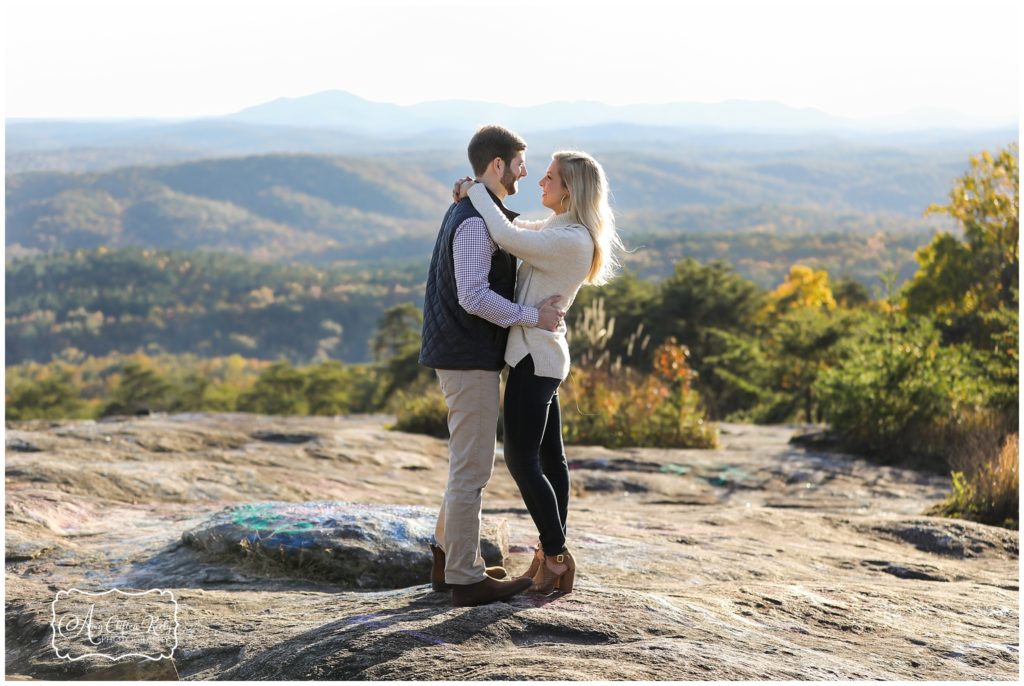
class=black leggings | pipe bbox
[503,355,569,555]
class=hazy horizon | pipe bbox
[5,0,1020,121]
[6,90,1018,127]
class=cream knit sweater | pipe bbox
[468,183,595,380]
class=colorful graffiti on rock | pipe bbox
[222,501,437,557]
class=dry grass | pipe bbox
[940,409,1016,475]
[929,416,1019,528]
[974,433,1020,525]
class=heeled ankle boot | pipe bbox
[518,542,544,581]
[530,547,576,594]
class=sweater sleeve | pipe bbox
[513,217,548,231]
[468,184,583,269]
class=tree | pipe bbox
[305,360,356,415]
[832,278,872,309]
[765,306,856,423]
[931,144,1018,305]
[699,329,778,419]
[166,371,210,412]
[765,264,837,315]
[814,311,982,464]
[371,303,422,364]
[904,143,1019,345]
[703,300,862,423]
[236,361,308,415]
[6,370,85,420]
[100,361,173,416]
[608,259,765,419]
[649,259,765,369]
[370,303,431,405]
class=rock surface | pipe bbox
[4,413,1019,680]
[181,501,508,588]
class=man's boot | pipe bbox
[430,543,507,592]
[451,576,533,607]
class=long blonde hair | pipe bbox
[553,150,623,286]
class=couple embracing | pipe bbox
[420,125,623,607]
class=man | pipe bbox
[419,125,563,607]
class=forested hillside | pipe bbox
[5,249,420,365]
[5,155,447,259]
[7,150,959,261]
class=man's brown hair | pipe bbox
[467,125,527,177]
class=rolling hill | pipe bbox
[6,155,449,260]
[7,147,965,265]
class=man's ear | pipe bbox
[492,157,505,177]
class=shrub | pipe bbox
[5,370,87,420]
[561,338,718,449]
[708,306,863,424]
[813,312,984,465]
[391,388,450,439]
[236,361,309,415]
[389,339,718,450]
[100,360,174,416]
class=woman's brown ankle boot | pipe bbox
[530,547,576,594]
[519,543,544,581]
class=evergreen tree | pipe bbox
[236,361,308,415]
[100,361,173,416]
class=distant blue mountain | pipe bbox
[5,91,1015,175]
[223,90,1017,134]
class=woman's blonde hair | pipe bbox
[553,150,623,285]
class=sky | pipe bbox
[3,0,1020,121]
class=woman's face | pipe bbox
[539,160,568,213]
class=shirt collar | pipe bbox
[485,186,520,222]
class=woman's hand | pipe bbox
[457,179,476,200]
[451,176,474,203]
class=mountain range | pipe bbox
[224,90,1017,134]
[11,90,1015,137]
[7,148,959,270]
[6,91,1015,270]
[7,90,1016,174]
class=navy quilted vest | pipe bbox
[419,194,518,370]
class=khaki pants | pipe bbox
[433,368,500,585]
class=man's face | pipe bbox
[500,151,528,196]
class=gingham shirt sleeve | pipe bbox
[453,217,539,328]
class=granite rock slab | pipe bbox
[181,501,509,588]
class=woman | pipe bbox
[454,150,623,594]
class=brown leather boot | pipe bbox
[451,575,533,607]
[430,543,507,592]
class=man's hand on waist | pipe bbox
[536,295,565,332]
